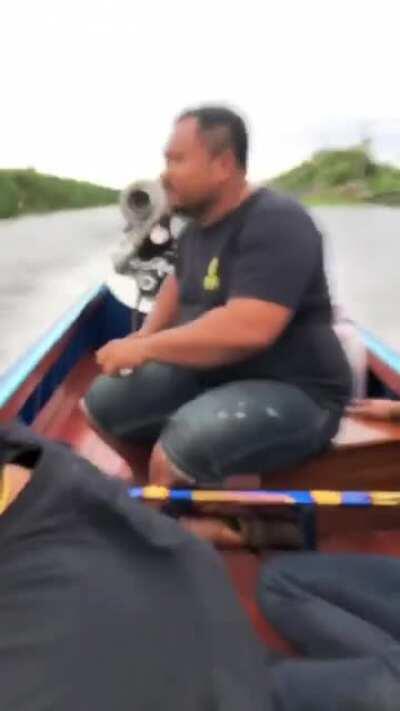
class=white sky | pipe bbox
[1,0,399,188]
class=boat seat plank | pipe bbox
[334,415,400,449]
[258,416,400,492]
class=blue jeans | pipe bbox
[84,362,341,484]
[258,553,400,710]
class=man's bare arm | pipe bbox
[95,298,292,374]
[144,298,292,368]
[131,275,180,338]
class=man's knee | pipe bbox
[83,374,122,438]
[160,415,218,484]
[148,442,195,486]
[84,362,201,444]
[83,362,166,437]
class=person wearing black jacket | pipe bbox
[3,421,400,711]
[0,421,273,711]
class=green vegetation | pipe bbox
[0,169,118,219]
[268,146,400,206]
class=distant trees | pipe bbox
[269,145,400,205]
[0,169,118,219]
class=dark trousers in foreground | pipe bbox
[259,553,400,710]
[85,362,341,484]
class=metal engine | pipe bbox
[109,180,186,311]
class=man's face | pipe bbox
[162,117,228,216]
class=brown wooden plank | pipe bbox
[334,414,400,448]
[317,505,400,540]
[261,441,400,491]
[320,526,400,555]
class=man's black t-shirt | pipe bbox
[0,422,273,711]
[176,189,351,410]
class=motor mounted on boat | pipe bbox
[107,180,186,313]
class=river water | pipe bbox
[0,204,399,375]
[311,205,400,352]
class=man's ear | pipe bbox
[215,149,236,181]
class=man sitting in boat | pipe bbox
[82,105,352,487]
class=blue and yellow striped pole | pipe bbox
[128,486,400,508]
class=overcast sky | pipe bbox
[1,0,399,188]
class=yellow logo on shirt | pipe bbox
[203,257,220,291]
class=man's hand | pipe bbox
[347,399,400,422]
[96,337,149,376]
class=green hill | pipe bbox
[0,169,119,219]
[268,147,400,206]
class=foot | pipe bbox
[180,516,244,548]
[179,516,304,550]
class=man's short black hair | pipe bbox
[177,105,249,170]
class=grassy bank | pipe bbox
[269,147,400,207]
[0,169,119,219]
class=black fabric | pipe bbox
[258,553,400,710]
[0,422,274,711]
[259,553,400,656]
[176,189,351,410]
